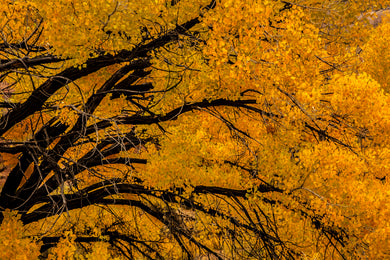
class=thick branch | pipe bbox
[0,58,149,135]
[22,181,278,223]
[0,55,65,72]
[0,15,204,136]
[84,99,261,134]
[0,118,68,209]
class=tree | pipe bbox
[0,0,390,259]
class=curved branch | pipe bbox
[0,118,68,209]
[0,13,206,136]
[83,99,266,135]
[0,58,150,135]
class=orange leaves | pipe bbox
[47,231,78,260]
[14,0,211,66]
[326,73,390,144]
[0,210,41,260]
[3,0,390,258]
[359,22,390,93]
[0,1,41,44]
[145,113,244,190]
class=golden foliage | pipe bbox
[1,0,390,259]
[0,210,41,260]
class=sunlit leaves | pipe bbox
[0,211,41,260]
[359,21,390,92]
[2,0,390,258]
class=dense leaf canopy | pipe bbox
[0,0,390,259]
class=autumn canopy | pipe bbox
[0,0,390,259]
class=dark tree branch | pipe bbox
[0,118,68,209]
[0,14,205,135]
[0,58,150,135]
[0,55,65,72]
[83,99,262,134]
